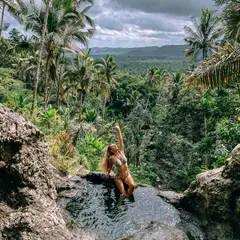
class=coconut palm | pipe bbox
[171,72,184,103]
[0,2,6,37]
[31,0,51,111]
[0,0,26,37]
[215,0,240,42]
[185,1,240,89]
[146,67,167,88]
[26,0,95,110]
[95,55,118,99]
[95,55,118,87]
[16,49,38,85]
[145,67,167,109]
[184,8,222,60]
[47,48,72,110]
[95,55,118,118]
[69,52,95,119]
[185,43,240,89]
[52,54,70,110]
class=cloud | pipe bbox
[3,0,215,47]
[87,0,214,47]
[110,0,213,16]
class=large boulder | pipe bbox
[182,144,240,240]
[0,105,72,239]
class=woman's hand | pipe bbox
[115,124,120,130]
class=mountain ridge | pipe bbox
[86,44,188,58]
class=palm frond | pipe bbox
[185,43,240,89]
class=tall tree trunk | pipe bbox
[46,82,52,107]
[43,53,51,110]
[202,47,208,60]
[79,91,83,120]
[0,3,6,38]
[237,84,240,98]
[31,0,51,112]
[202,47,205,60]
[102,96,108,120]
[205,48,208,59]
[171,85,179,104]
[56,83,60,110]
[145,94,150,110]
[56,60,64,110]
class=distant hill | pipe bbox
[87,45,188,59]
[88,47,132,56]
[123,45,188,58]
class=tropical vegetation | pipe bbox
[0,0,240,191]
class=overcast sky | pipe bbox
[5,0,215,48]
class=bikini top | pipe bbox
[114,152,127,169]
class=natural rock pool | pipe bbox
[57,173,204,240]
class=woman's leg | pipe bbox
[115,177,126,196]
[124,174,136,196]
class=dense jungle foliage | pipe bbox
[0,0,240,191]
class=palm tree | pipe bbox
[69,52,95,119]
[55,66,70,110]
[26,0,95,110]
[185,1,240,89]
[95,54,118,98]
[48,48,71,110]
[146,67,167,88]
[0,2,6,37]
[185,43,240,89]
[0,0,26,37]
[145,67,167,109]
[171,72,184,103]
[16,50,38,84]
[184,8,222,60]
[95,55,118,118]
[215,0,240,42]
[96,55,118,86]
[31,0,51,112]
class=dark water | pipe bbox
[66,179,181,240]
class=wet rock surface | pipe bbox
[121,222,188,240]
[57,173,205,240]
[182,144,240,240]
[0,105,72,240]
[158,190,184,207]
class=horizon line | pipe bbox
[85,44,188,49]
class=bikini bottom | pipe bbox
[115,171,130,182]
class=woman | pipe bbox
[101,125,136,197]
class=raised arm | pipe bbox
[115,124,124,152]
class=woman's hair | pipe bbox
[99,145,114,172]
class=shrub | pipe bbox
[77,134,106,171]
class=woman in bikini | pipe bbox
[100,124,136,197]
